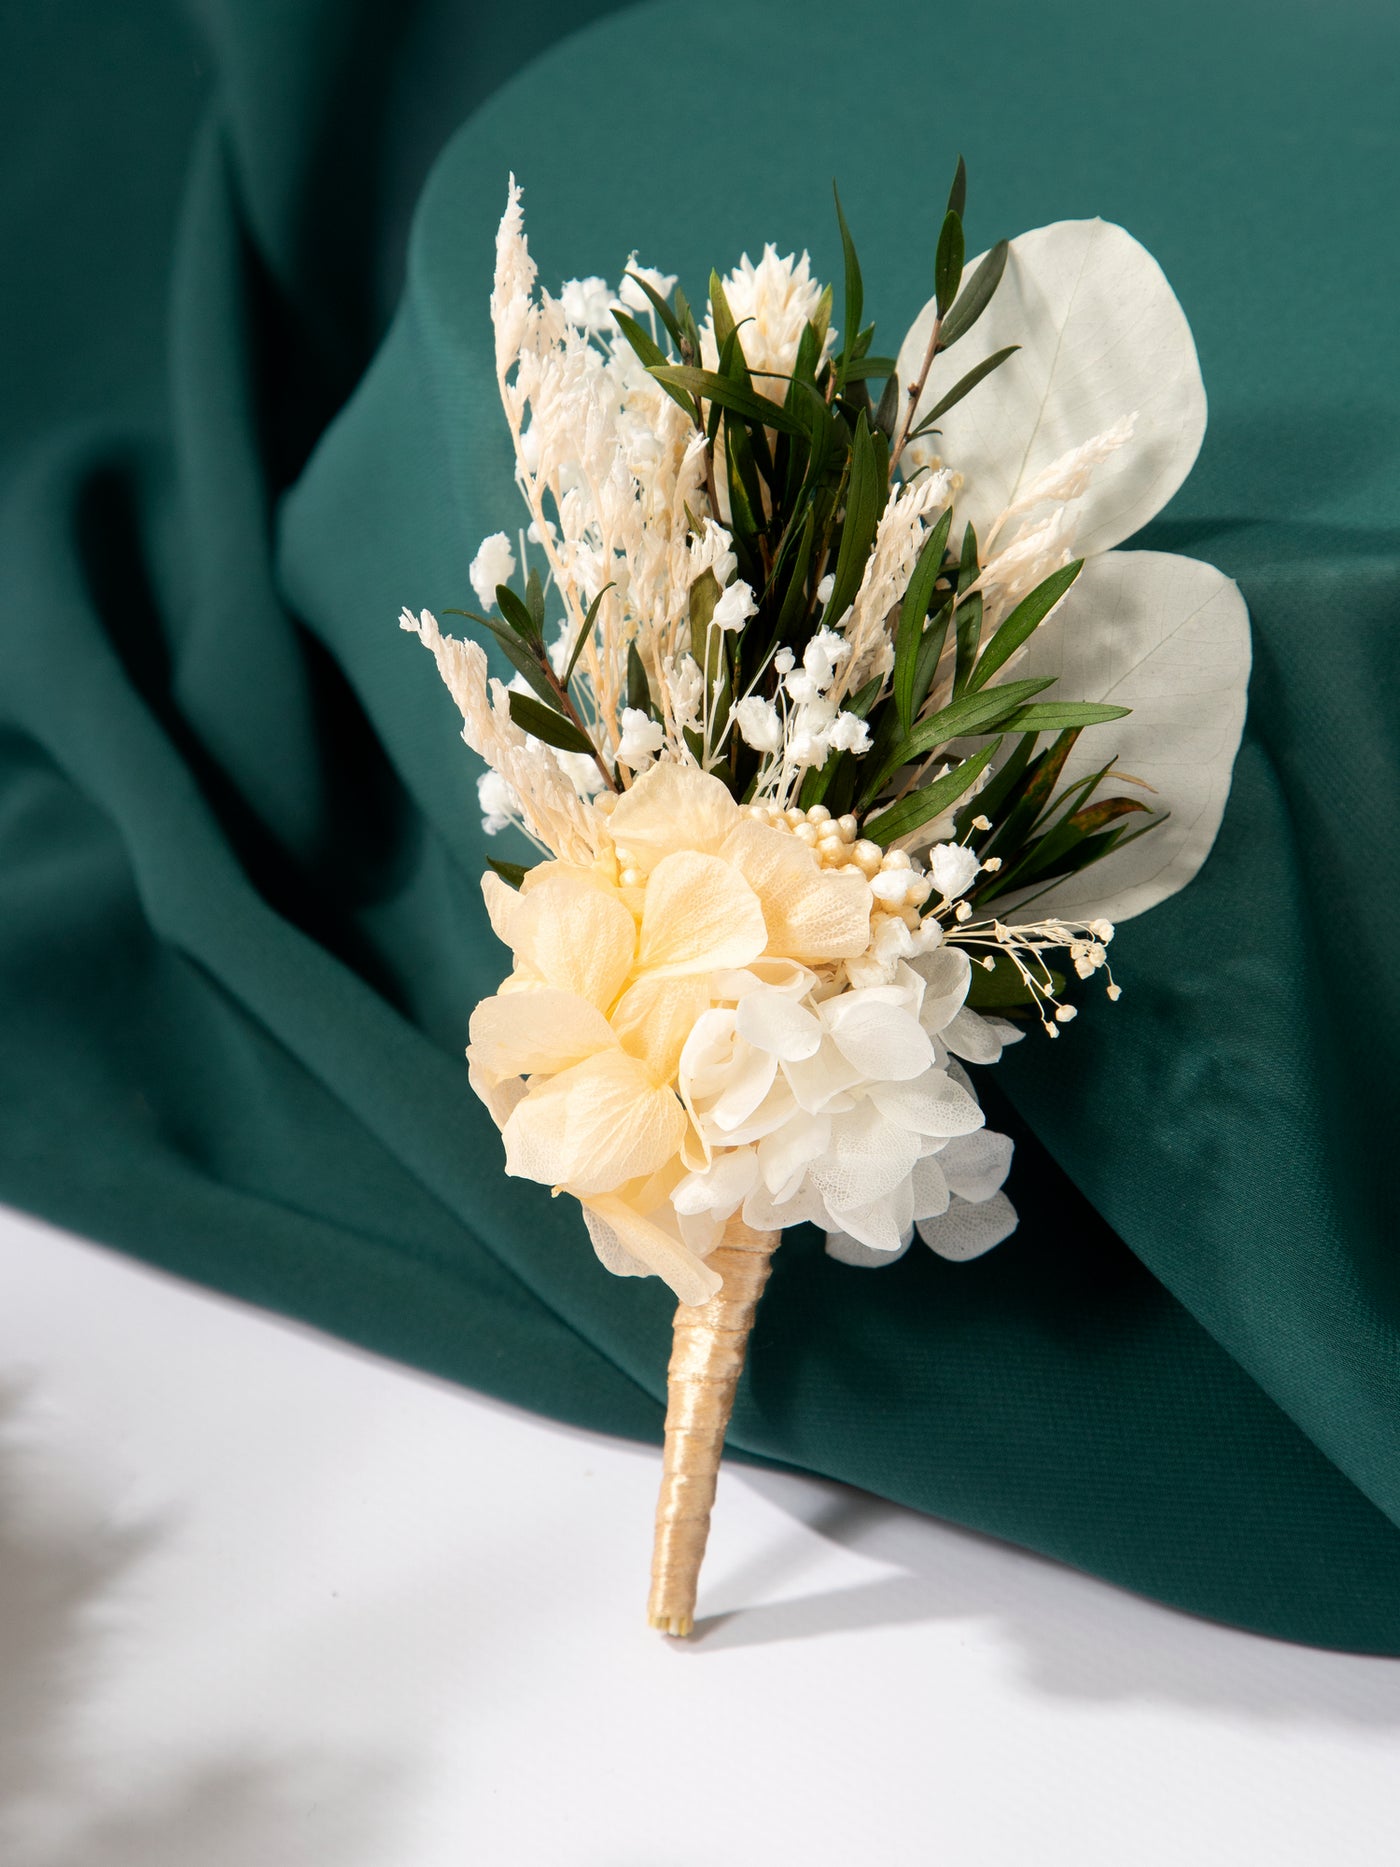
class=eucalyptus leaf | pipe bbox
[507,690,597,757]
[563,582,614,685]
[833,182,864,387]
[968,559,1083,690]
[864,739,1001,847]
[908,345,1019,438]
[894,511,952,732]
[935,209,965,319]
[997,700,1132,731]
[934,238,1009,351]
[485,858,532,890]
[495,584,540,644]
[649,365,805,436]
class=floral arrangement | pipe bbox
[401,163,1250,1634]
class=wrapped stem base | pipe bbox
[648,1217,779,1636]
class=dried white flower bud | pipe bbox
[469,533,517,611]
[617,707,665,768]
[929,841,981,901]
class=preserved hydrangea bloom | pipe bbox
[466,764,873,1303]
[674,954,1012,1257]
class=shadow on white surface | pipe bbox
[680,1470,1400,1726]
[0,1380,409,1867]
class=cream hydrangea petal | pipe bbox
[606,763,740,873]
[506,867,637,1008]
[501,1049,687,1195]
[917,1191,1018,1261]
[468,987,617,1082]
[582,1204,652,1279]
[897,220,1206,555]
[611,972,712,1084]
[636,851,767,978]
[1007,549,1251,921]
[720,819,872,962]
[466,1056,527,1131]
[581,1194,722,1306]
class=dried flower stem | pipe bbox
[647,1217,780,1636]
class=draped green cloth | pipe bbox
[3,0,1397,1650]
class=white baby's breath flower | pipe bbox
[712,579,758,632]
[733,695,783,753]
[618,257,678,313]
[469,533,517,611]
[477,770,522,836]
[617,707,665,768]
[929,842,981,901]
[559,276,615,333]
[826,712,871,754]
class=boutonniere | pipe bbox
[402,161,1250,1634]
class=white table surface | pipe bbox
[2,1201,1398,1866]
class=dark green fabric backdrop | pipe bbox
[2,0,1397,1651]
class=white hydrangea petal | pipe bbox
[672,1147,760,1217]
[709,1077,800,1149]
[825,1171,916,1254]
[756,1113,832,1202]
[917,1190,1018,1261]
[782,1037,864,1114]
[910,1152,950,1221]
[809,1105,921,1213]
[822,995,934,1081]
[709,1044,779,1132]
[937,1129,1015,1204]
[1003,548,1251,923]
[897,220,1206,555]
[735,988,823,1061]
[866,1069,985,1139]
[909,945,972,1034]
[941,1006,1012,1065]
[824,1227,914,1269]
[743,1180,827,1235]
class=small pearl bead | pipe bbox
[853,840,882,876]
[807,804,831,824]
[837,814,858,842]
[795,821,819,845]
[620,868,643,888]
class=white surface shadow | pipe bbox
[0,1381,412,1867]
[683,1467,1400,1725]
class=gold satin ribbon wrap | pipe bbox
[647,1218,780,1636]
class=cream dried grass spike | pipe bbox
[648,1215,779,1636]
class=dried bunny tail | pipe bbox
[399,608,600,864]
